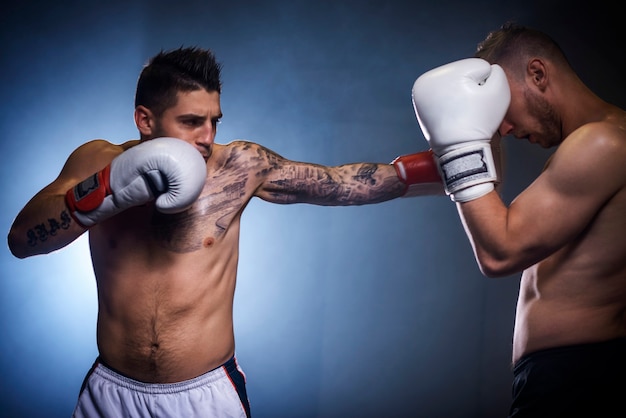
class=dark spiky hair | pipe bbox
[134,46,223,116]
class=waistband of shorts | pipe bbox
[92,356,239,394]
[512,337,626,374]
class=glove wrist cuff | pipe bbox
[450,183,494,202]
[435,141,497,197]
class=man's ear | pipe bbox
[527,58,548,92]
[134,105,154,136]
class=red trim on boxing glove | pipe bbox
[392,149,441,183]
[391,150,443,197]
[65,165,112,226]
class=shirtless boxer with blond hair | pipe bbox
[411,23,626,417]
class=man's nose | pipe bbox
[498,119,514,137]
[197,124,216,145]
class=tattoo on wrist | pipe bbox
[26,210,72,246]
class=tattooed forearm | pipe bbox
[343,163,406,203]
[26,210,72,247]
[266,162,405,205]
[353,163,379,186]
[231,140,405,206]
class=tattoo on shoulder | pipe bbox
[26,210,72,247]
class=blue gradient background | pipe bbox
[1,1,623,417]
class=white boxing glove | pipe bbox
[66,137,207,227]
[412,58,510,202]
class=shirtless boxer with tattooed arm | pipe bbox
[411,23,626,417]
[7,46,444,417]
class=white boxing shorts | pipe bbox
[72,356,251,418]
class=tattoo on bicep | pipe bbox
[26,210,72,247]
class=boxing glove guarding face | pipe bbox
[66,137,207,227]
[411,58,510,202]
[412,58,510,151]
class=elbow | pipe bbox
[7,239,25,260]
[7,228,31,259]
[475,254,518,278]
[10,251,29,260]
[478,264,507,278]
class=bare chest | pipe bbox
[147,173,251,253]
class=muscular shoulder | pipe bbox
[70,139,134,159]
[572,117,626,144]
[548,120,626,196]
[211,140,285,169]
[63,139,137,181]
[560,119,626,166]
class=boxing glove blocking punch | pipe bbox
[391,150,443,196]
[66,137,207,227]
[411,58,510,202]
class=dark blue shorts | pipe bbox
[509,337,626,417]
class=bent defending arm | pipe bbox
[7,140,115,258]
[8,137,206,258]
